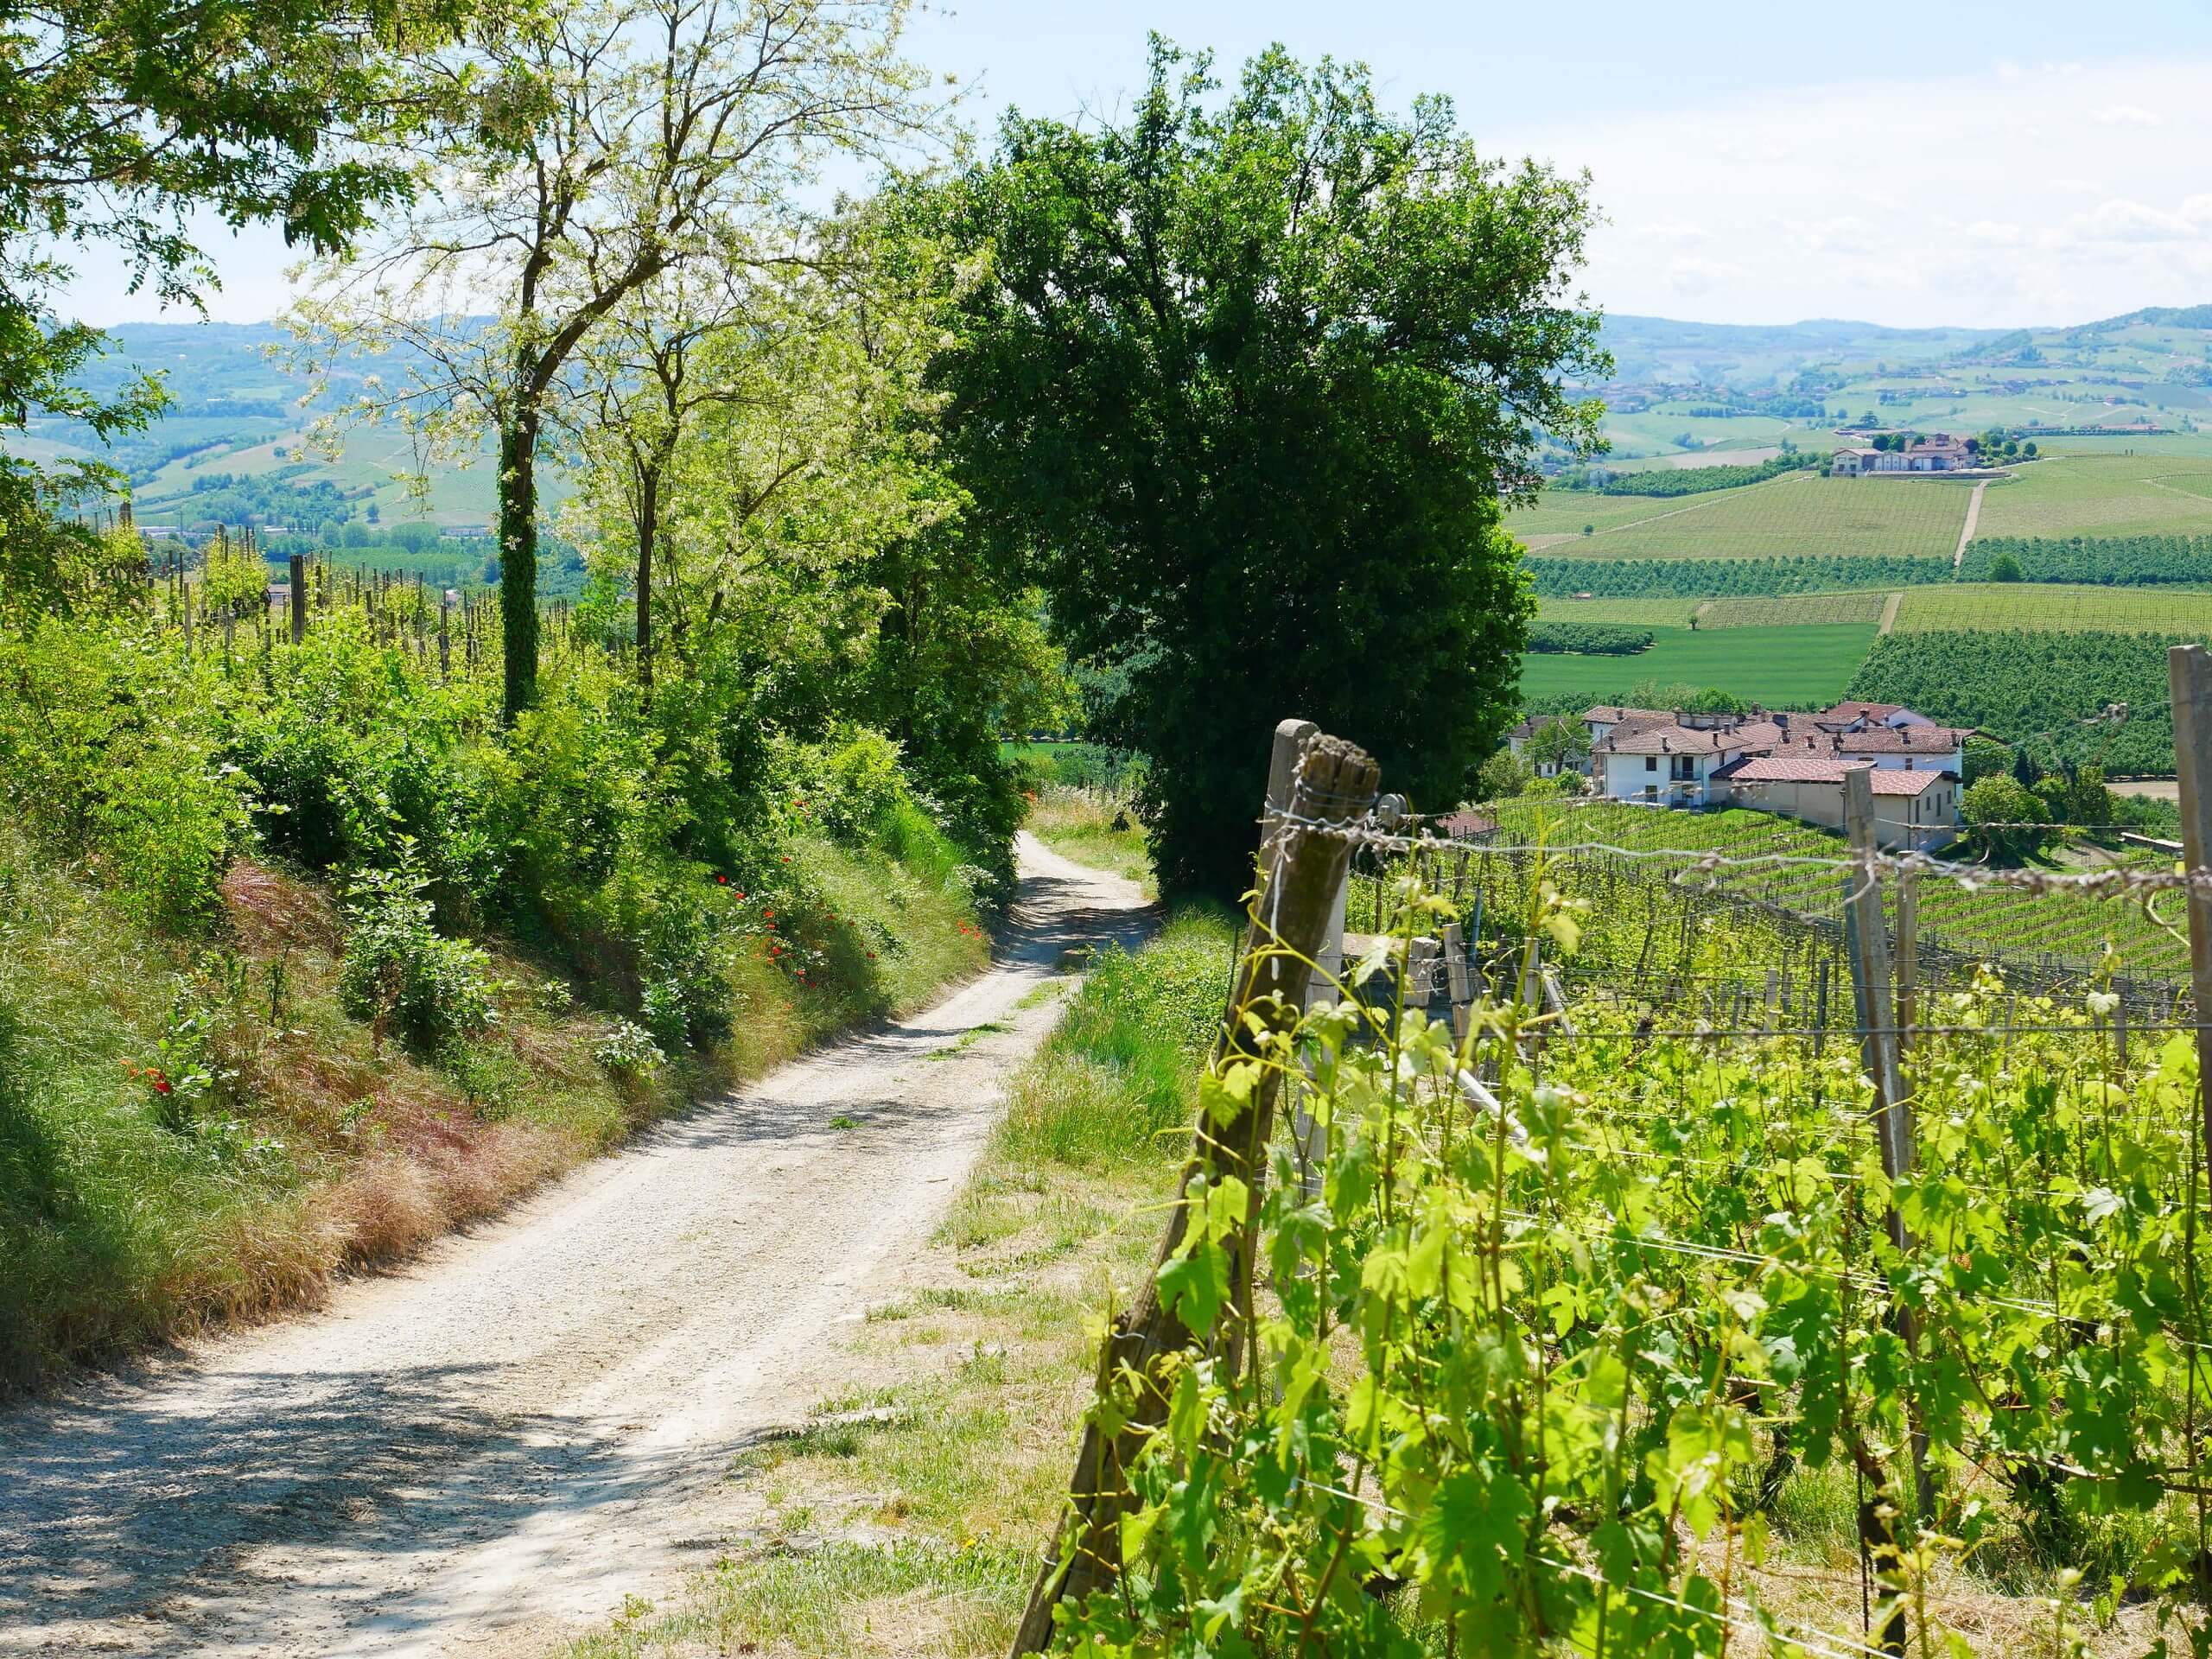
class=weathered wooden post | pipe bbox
[2169,646,2212,1188]
[1011,720,1379,1656]
[288,553,307,646]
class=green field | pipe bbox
[1513,469,1973,562]
[1891,582,2212,634]
[129,424,512,532]
[1516,622,1878,707]
[1506,491,1697,542]
[1973,454,2212,540]
[1533,596,1701,627]
[1694,591,1891,628]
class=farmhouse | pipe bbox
[1580,699,1971,847]
[1829,435,1979,475]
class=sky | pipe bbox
[60,0,2212,331]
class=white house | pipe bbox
[1591,715,1783,808]
[1830,435,1980,476]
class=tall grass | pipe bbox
[985,907,1235,1172]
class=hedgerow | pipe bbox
[1524,553,1954,598]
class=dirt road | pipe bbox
[0,834,1150,1658]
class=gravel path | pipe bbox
[0,834,1151,1658]
[1952,479,1988,569]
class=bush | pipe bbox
[338,862,496,1053]
[1525,620,1653,656]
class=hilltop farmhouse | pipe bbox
[1577,700,1969,849]
[1829,434,1979,474]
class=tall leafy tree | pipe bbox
[293,0,932,721]
[0,0,448,615]
[926,39,1608,896]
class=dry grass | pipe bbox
[1,830,990,1395]
[1025,785,1155,896]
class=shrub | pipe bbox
[338,861,495,1053]
[1525,620,1653,656]
[592,1019,666,1077]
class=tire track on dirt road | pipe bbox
[0,834,1152,1658]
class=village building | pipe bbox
[1578,699,1974,848]
[1829,435,1980,475]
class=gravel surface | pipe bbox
[0,833,1151,1657]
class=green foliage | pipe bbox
[1962,734,2012,784]
[925,39,1605,896]
[1961,532,2212,586]
[1045,869,2212,1655]
[1524,620,1652,655]
[1847,629,2176,772]
[1525,552,1953,598]
[1961,773,2049,860]
[0,619,248,931]
[337,862,495,1053]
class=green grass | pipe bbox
[1974,454,2212,540]
[1515,622,1878,707]
[560,909,1238,1659]
[1694,591,1891,629]
[1505,490,1692,542]
[1516,469,1974,563]
[1892,582,2212,633]
[1025,785,1155,897]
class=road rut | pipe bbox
[0,833,1150,1657]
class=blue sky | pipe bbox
[62,0,2212,328]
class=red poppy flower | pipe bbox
[715,874,727,885]
[152,1076,173,1096]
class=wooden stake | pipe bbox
[289,553,307,646]
[1011,721,1378,1655]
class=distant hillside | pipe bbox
[1594,314,2009,390]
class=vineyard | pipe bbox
[1526,554,1953,599]
[1847,630,2183,773]
[1545,472,1973,563]
[1894,583,2212,635]
[1026,753,2212,1659]
[1537,597,1705,628]
[1697,592,1892,629]
[1976,455,2212,540]
[1476,800,2190,987]
[1959,534,2212,588]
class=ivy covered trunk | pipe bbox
[498,409,542,724]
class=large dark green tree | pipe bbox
[927,39,1609,896]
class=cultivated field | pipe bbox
[1973,454,2212,539]
[1533,596,1702,627]
[1693,591,1891,628]
[1504,490,1700,542]
[1516,621,1878,706]
[1892,582,2212,633]
[1517,469,1974,562]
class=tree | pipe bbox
[925,40,1606,895]
[0,0,442,615]
[1525,715,1585,775]
[1961,735,2012,785]
[1988,552,2024,582]
[294,0,931,721]
[1962,773,2049,861]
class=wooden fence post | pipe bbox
[288,553,307,645]
[1010,721,1379,1656]
[2167,645,2212,1198]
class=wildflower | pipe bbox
[715,874,728,885]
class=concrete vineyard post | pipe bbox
[1010,719,1379,1656]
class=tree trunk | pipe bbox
[499,410,542,723]
[635,460,658,693]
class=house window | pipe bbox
[1645,755,1657,772]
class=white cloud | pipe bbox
[1508,55,2212,327]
